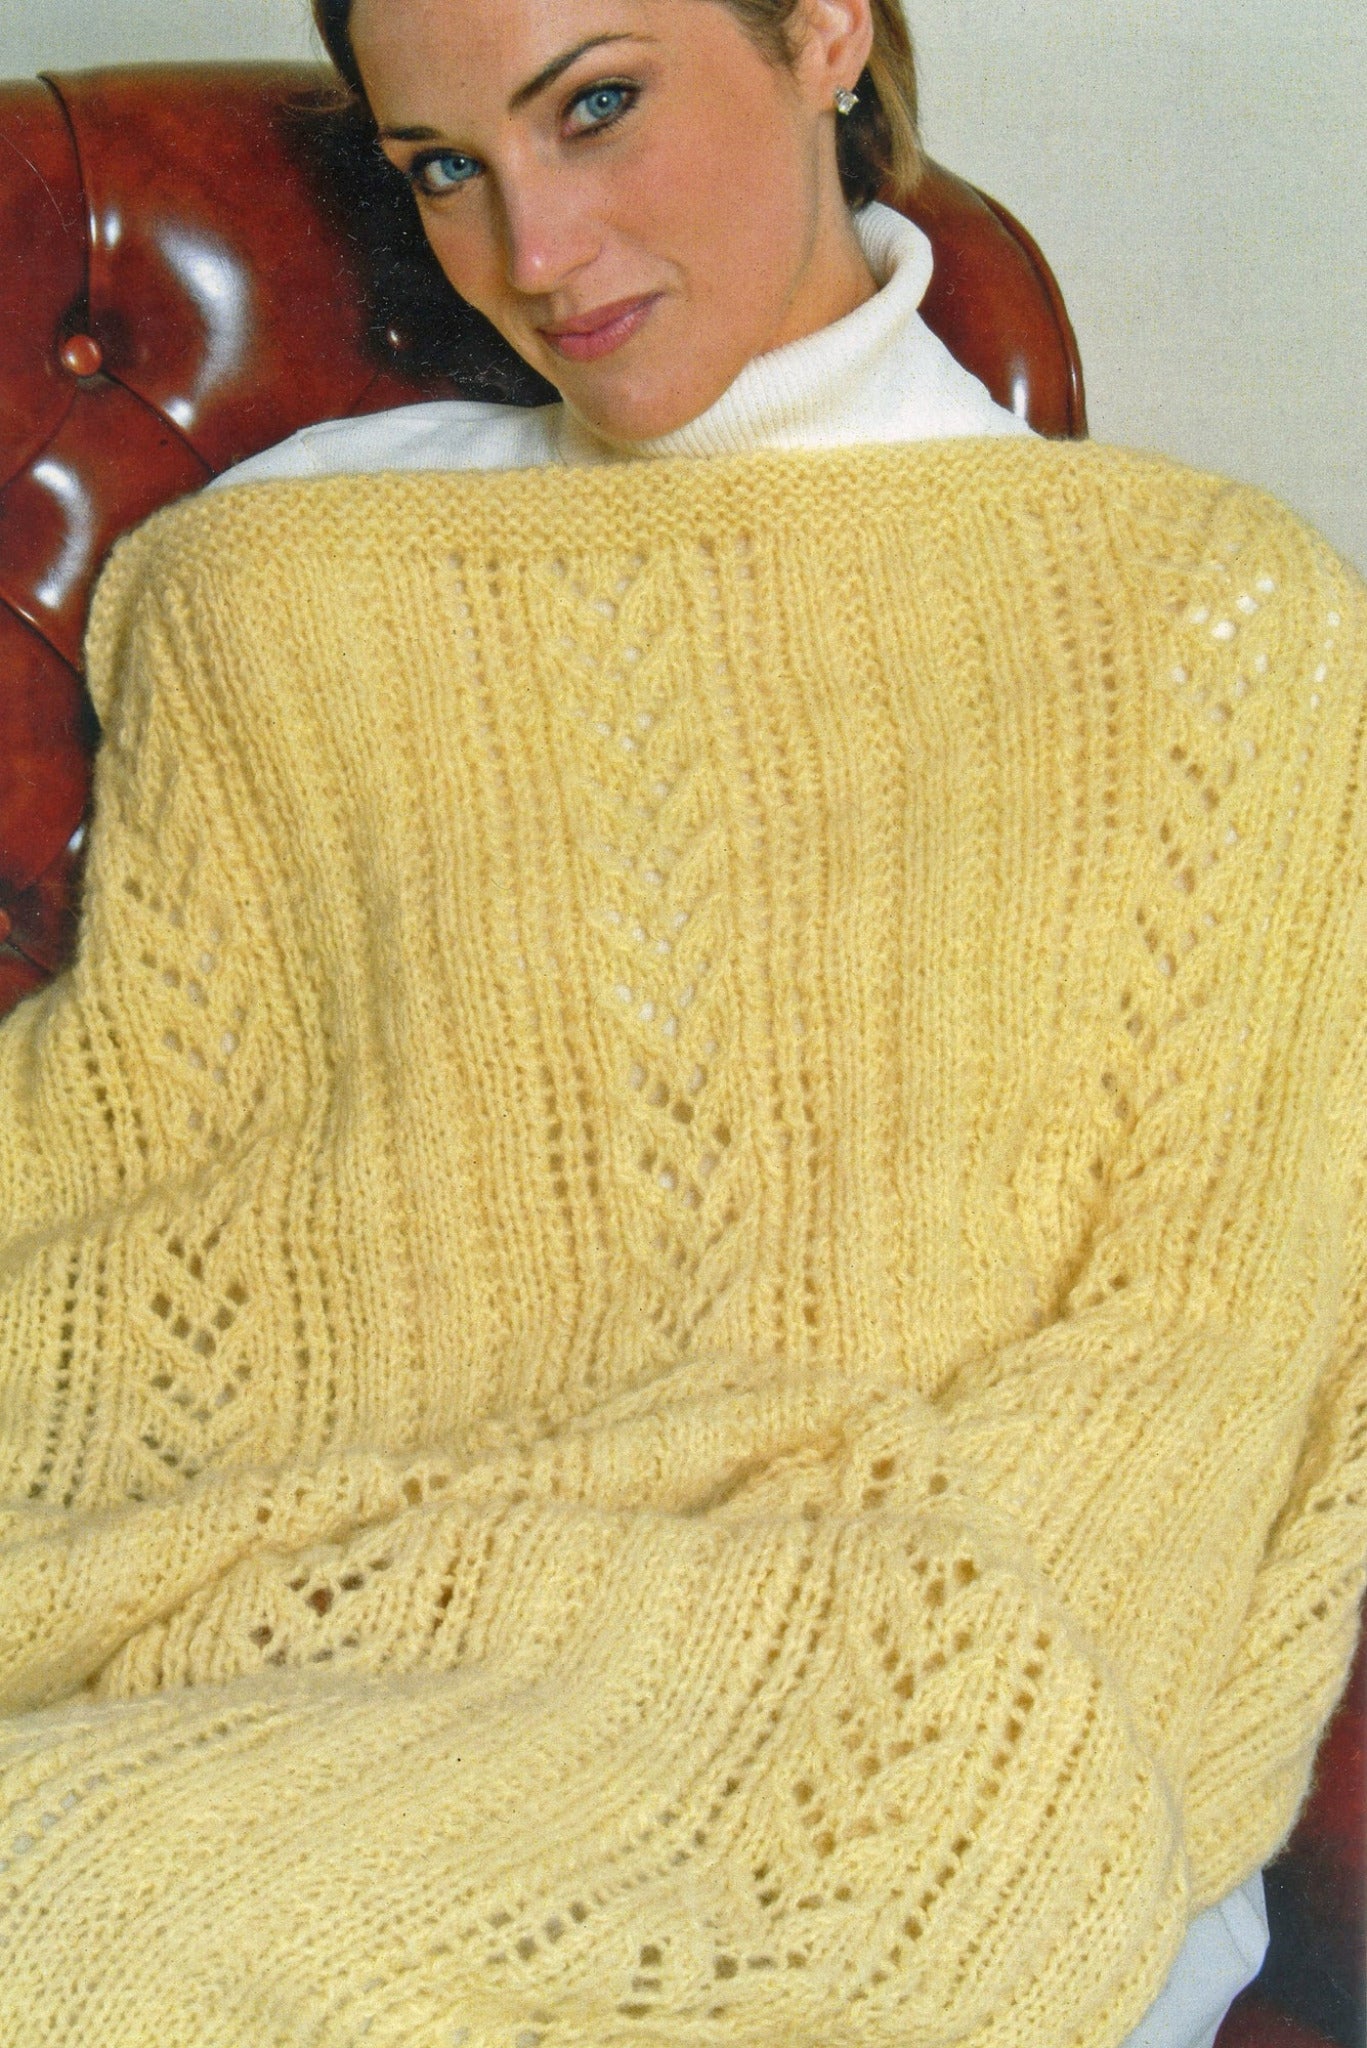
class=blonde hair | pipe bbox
[311,0,922,205]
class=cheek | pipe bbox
[627,104,815,309]
[420,208,503,314]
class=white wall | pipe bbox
[3,1,320,71]
[909,0,1365,570]
[6,0,1364,569]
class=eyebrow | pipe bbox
[376,33,647,141]
[510,33,644,111]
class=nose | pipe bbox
[496,157,603,299]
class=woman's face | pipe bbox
[352,0,876,440]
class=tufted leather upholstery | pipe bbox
[0,62,1358,2048]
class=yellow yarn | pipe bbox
[0,437,1363,2048]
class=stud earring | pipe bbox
[834,87,859,116]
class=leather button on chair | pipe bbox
[0,906,11,946]
[59,333,104,379]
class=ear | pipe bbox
[789,0,876,111]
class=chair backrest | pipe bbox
[0,60,1086,1017]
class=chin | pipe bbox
[550,329,741,445]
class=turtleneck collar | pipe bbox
[552,201,1031,466]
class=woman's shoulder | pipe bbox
[206,398,564,490]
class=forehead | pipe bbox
[350,0,773,133]
[350,0,672,89]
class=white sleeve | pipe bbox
[207,399,562,489]
[1121,1873,1269,2048]
[205,425,327,487]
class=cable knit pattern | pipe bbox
[0,439,1363,2048]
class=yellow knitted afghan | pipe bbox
[0,439,1364,2048]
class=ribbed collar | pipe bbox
[552,201,1027,465]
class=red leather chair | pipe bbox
[0,61,1359,2048]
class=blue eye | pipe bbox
[566,82,636,135]
[409,150,480,197]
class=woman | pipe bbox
[0,4,1360,2046]
[220,0,1030,478]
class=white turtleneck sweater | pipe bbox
[209,202,1271,2048]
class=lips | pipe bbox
[538,293,661,363]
